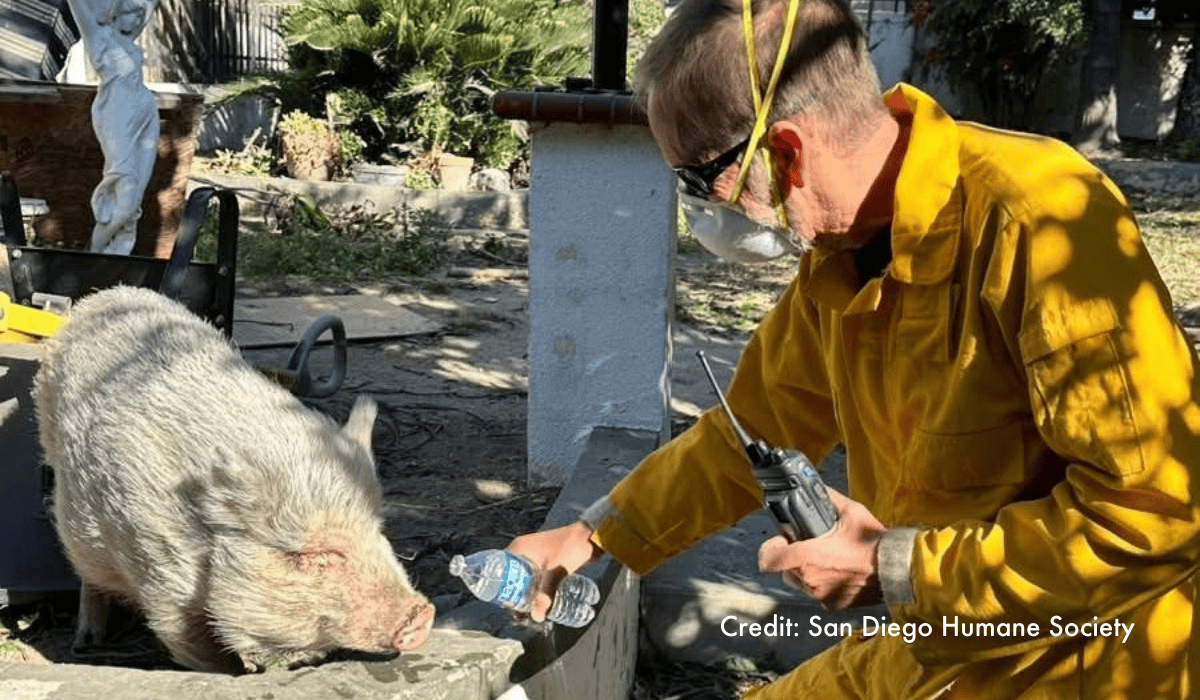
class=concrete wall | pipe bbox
[526,122,676,485]
[187,171,530,231]
[857,0,914,91]
[1031,22,1195,140]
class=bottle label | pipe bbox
[495,554,534,608]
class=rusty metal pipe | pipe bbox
[492,89,647,126]
[492,0,639,125]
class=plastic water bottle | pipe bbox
[449,549,601,628]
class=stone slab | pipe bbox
[232,295,442,348]
[0,628,523,700]
[1095,158,1200,201]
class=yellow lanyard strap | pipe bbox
[731,0,804,229]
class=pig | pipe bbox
[33,286,434,673]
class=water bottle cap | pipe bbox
[448,554,465,576]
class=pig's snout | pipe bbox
[393,601,435,651]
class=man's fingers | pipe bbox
[757,534,795,573]
[824,485,851,508]
[529,591,553,622]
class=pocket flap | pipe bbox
[1018,298,1119,364]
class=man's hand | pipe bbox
[758,488,886,611]
[506,521,605,622]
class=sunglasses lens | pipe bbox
[675,170,708,198]
[674,136,751,199]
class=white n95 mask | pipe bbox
[679,190,805,264]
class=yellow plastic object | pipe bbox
[0,292,65,343]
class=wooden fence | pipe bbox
[143,0,295,83]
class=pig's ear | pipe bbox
[343,395,378,451]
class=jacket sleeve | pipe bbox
[590,269,842,575]
[888,191,1200,663]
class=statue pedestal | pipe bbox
[0,81,201,257]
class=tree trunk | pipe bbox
[1173,28,1200,143]
[1073,0,1123,155]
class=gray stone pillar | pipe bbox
[526,122,676,485]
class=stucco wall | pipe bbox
[526,122,676,485]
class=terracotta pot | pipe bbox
[281,131,340,181]
[437,153,474,191]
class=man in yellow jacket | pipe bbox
[509,0,1200,697]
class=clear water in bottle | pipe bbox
[547,572,601,627]
[449,549,600,627]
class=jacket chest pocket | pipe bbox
[888,284,1031,490]
[901,421,1028,491]
[889,284,954,364]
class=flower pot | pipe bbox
[280,130,340,181]
[437,153,475,191]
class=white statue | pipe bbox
[64,0,160,255]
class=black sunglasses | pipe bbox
[674,135,751,198]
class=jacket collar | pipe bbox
[884,83,962,285]
[801,84,963,311]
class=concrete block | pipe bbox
[438,427,652,700]
[186,173,530,231]
[539,426,653,531]
[1094,158,1200,200]
[0,629,523,700]
[513,427,650,700]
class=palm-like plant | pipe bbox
[282,0,590,167]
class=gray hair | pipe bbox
[636,0,887,166]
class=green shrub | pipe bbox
[627,0,666,82]
[194,195,451,280]
[278,110,342,180]
[206,144,274,177]
[915,0,1085,129]
[1181,138,1199,162]
[404,168,438,190]
[280,0,591,167]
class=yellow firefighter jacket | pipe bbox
[588,84,1200,698]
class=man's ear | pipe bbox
[768,122,804,189]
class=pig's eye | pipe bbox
[293,550,346,574]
